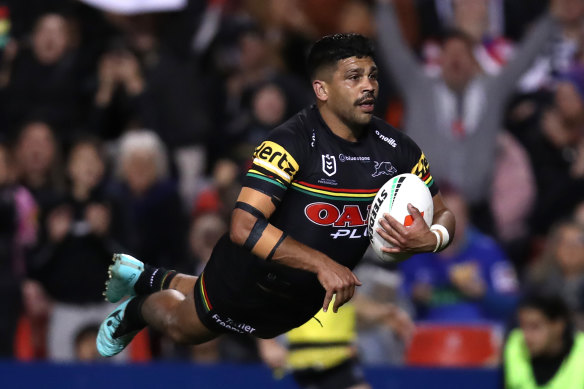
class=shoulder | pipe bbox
[369,117,421,151]
[269,107,314,143]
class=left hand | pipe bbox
[376,203,436,254]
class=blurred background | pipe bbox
[1,0,583,388]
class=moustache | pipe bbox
[354,94,376,106]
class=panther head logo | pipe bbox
[372,161,397,177]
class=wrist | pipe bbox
[430,224,450,252]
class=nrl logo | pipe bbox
[322,154,337,177]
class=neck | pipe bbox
[72,183,91,201]
[318,103,365,142]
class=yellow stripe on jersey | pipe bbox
[291,182,378,199]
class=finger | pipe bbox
[380,216,407,241]
[380,245,403,253]
[352,272,362,286]
[376,227,402,247]
[333,289,347,313]
[407,203,422,219]
[383,213,408,235]
[322,290,334,313]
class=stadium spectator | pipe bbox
[218,23,312,151]
[504,292,584,388]
[353,253,415,365]
[375,0,556,234]
[421,0,515,77]
[13,121,64,240]
[74,324,101,362]
[191,158,241,223]
[28,136,125,361]
[490,131,536,271]
[0,12,84,137]
[521,76,584,236]
[113,130,188,272]
[400,187,518,323]
[519,0,584,92]
[89,49,146,141]
[226,82,289,166]
[0,142,37,357]
[527,221,584,313]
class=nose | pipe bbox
[362,77,377,94]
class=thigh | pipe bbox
[171,287,219,345]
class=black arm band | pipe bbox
[266,232,288,261]
[235,201,265,219]
[244,218,268,250]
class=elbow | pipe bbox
[229,209,255,246]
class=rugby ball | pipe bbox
[367,173,433,263]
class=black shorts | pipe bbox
[193,235,323,339]
[292,358,367,389]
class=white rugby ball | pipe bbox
[367,173,434,263]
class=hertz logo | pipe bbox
[253,141,299,183]
[411,152,430,179]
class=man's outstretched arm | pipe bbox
[230,187,361,313]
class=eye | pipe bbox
[348,74,360,81]
[369,73,378,80]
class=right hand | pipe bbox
[317,257,362,313]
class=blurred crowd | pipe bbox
[1,0,584,371]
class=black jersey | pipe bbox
[197,105,438,337]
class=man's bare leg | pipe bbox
[167,274,198,297]
[98,255,218,357]
[140,287,217,344]
[97,277,218,357]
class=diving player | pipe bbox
[96,33,455,357]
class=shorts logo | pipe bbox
[372,161,397,177]
[253,141,299,183]
[322,154,337,177]
[211,313,256,334]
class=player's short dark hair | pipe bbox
[307,33,374,80]
[518,291,571,323]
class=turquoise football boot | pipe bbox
[104,253,144,303]
[96,298,140,357]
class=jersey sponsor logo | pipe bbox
[253,141,299,183]
[411,152,430,179]
[322,154,337,177]
[372,161,397,177]
[375,130,397,148]
[339,154,371,162]
[305,202,369,239]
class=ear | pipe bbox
[312,80,328,102]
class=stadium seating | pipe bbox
[405,323,501,367]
